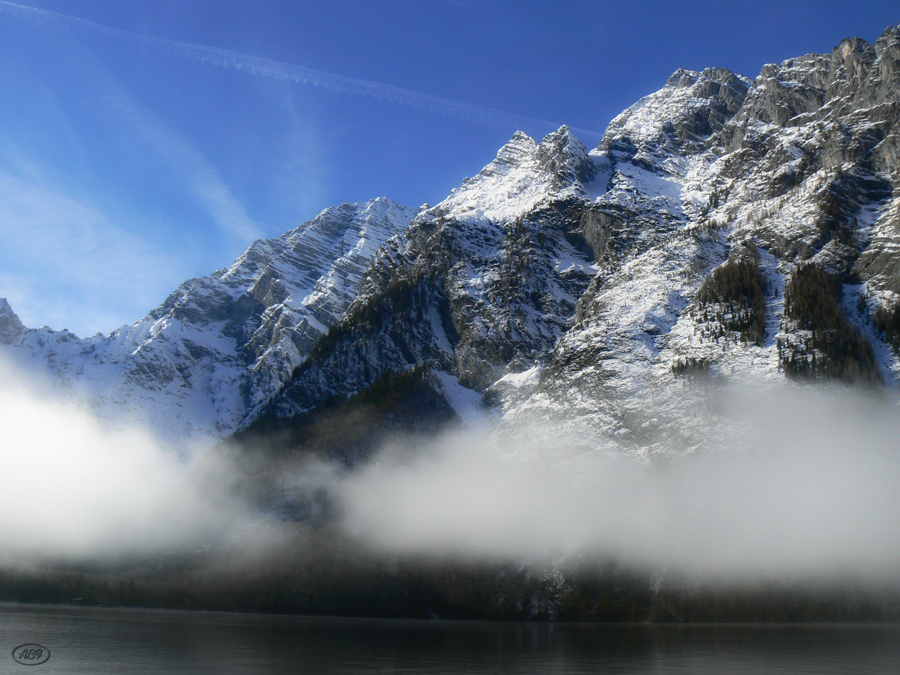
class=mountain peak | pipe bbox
[599,65,750,160]
[0,298,24,345]
[8,23,900,458]
[833,36,876,65]
[493,130,538,168]
[534,125,594,186]
[875,24,900,52]
[666,68,699,87]
[433,125,592,223]
[0,197,419,451]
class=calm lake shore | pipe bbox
[4,603,900,675]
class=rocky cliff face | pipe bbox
[5,25,900,457]
[263,126,601,421]
[0,298,23,345]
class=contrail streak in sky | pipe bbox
[0,0,601,142]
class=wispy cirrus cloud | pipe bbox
[0,0,600,143]
[0,165,182,335]
[0,80,258,334]
[0,5,264,334]
[102,83,261,246]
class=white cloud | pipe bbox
[0,359,249,563]
[104,84,262,246]
[0,46,263,334]
[266,91,330,223]
[0,166,182,334]
[337,385,900,583]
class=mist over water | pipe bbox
[0,360,250,565]
[2,351,899,589]
[337,385,900,583]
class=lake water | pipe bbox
[1,603,899,674]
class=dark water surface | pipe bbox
[1,603,898,674]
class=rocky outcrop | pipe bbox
[600,67,751,163]
[256,25,900,447]
[0,299,23,345]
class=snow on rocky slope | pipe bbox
[258,126,602,422]
[502,28,900,455]
[0,198,419,451]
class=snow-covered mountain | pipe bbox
[4,25,900,457]
[253,26,900,455]
[0,197,419,450]
[261,125,601,422]
[512,29,900,454]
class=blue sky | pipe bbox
[0,0,897,336]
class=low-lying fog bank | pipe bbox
[1,357,899,620]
